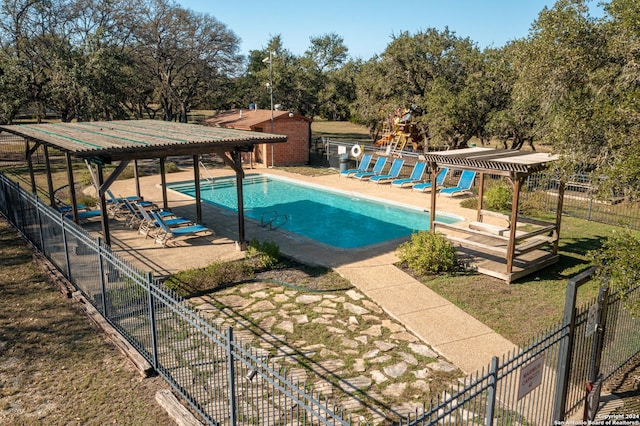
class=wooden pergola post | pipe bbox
[97,164,111,247]
[43,144,56,207]
[193,155,202,224]
[554,181,566,254]
[233,150,246,250]
[133,159,141,198]
[476,172,485,222]
[25,140,37,195]
[65,153,79,223]
[159,158,169,211]
[428,161,438,232]
[506,175,524,275]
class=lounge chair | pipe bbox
[58,203,102,221]
[340,153,372,177]
[412,168,449,192]
[121,198,172,228]
[411,167,449,192]
[106,188,145,204]
[151,210,213,247]
[352,156,387,180]
[134,203,193,238]
[391,162,427,188]
[439,170,476,197]
[57,203,88,213]
[106,189,155,217]
[369,158,405,184]
[63,209,102,221]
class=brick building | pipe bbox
[203,109,312,167]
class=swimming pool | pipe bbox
[167,175,462,249]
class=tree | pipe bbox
[0,0,76,121]
[484,42,539,150]
[318,59,360,121]
[0,52,28,123]
[591,229,640,316]
[595,0,640,198]
[302,33,349,118]
[353,28,487,149]
[244,35,322,118]
[0,0,140,122]
[515,0,606,175]
[305,33,348,73]
[131,0,241,122]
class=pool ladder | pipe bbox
[260,210,288,230]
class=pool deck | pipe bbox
[104,167,517,375]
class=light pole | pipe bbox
[262,51,275,167]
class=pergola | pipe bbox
[423,147,564,283]
[0,120,286,247]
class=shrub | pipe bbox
[485,181,512,212]
[164,260,253,295]
[590,229,640,317]
[459,197,477,210]
[77,195,97,208]
[165,161,180,173]
[246,238,281,269]
[398,231,457,274]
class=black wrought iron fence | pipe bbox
[2,169,640,425]
[0,132,28,163]
[404,267,640,425]
[0,172,354,425]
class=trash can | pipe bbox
[339,153,350,173]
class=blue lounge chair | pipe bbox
[412,168,449,192]
[106,188,144,204]
[369,158,405,184]
[121,198,172,228]
[352,156,387,180]
[64,209,102,221]
[134,203,193,238]
[106,189,155,217]
[58,203,87,212]
[151,210,213,247]
[340,153,372,177]
[439,170,476,197]
[58,203,101,221]
[391,162,427,188]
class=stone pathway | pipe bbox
[188,281,461,423]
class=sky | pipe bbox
[176,0,570,60]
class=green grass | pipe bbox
[311,119,374,144]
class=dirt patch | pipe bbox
[0,219,173,425]
[606,354,640,415]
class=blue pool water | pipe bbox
[167,175,461,249]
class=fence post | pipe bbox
[147,272,159,370]
[18,183,26,232]
[227,327,237,426]
[553,266,597,421]
[583,281,610,420]
[485,356,499,426]
[36,199,45,255]
[589,282,610,384]
[61,216,71,279]
[98,238,107,316]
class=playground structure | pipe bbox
[375,105,425,155]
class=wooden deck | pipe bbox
[455,244,559,283]
[434,218,560,283]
